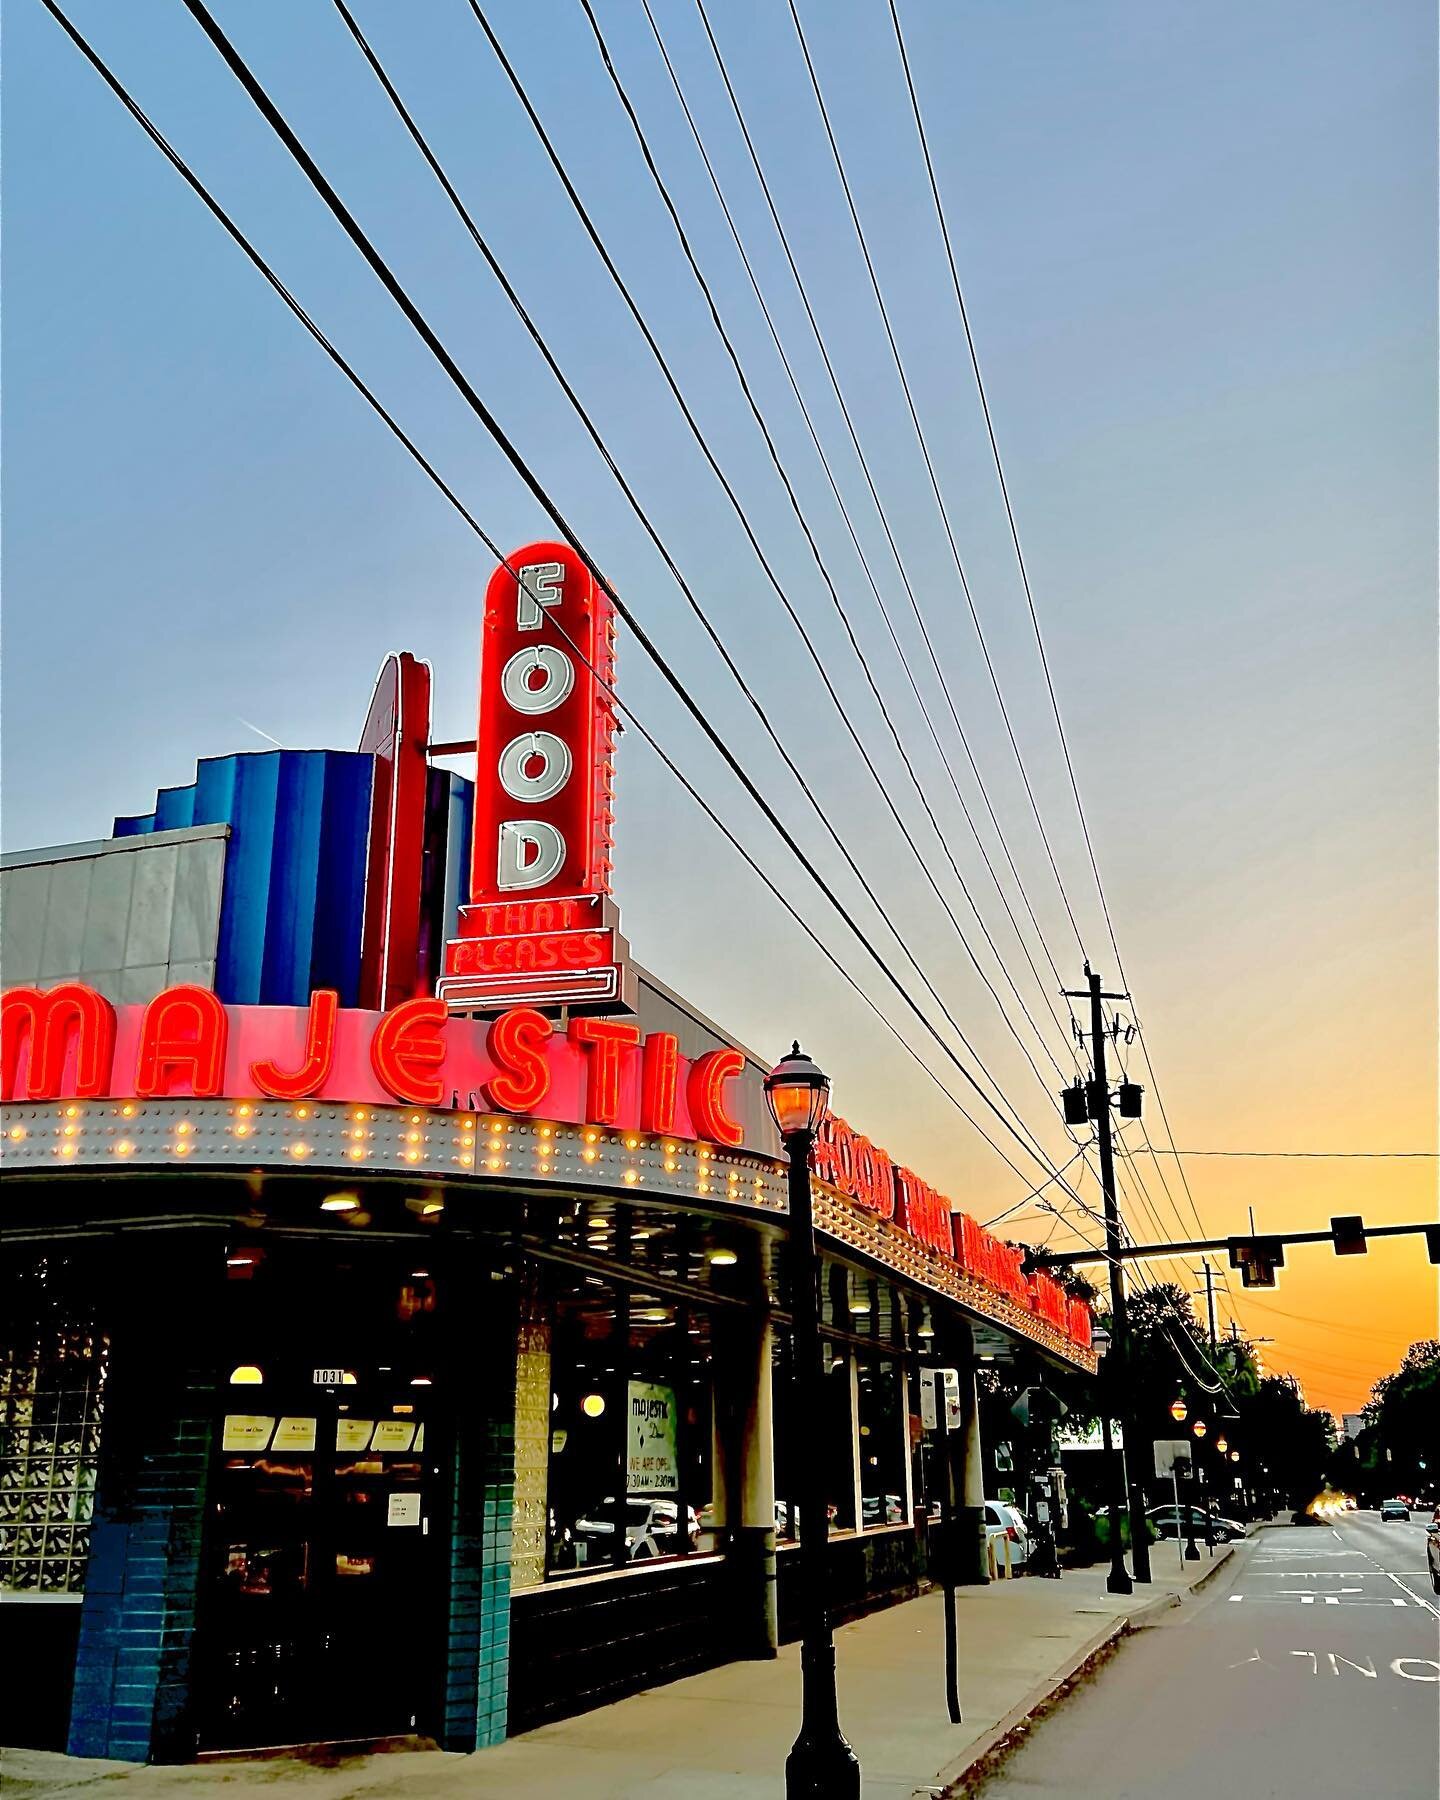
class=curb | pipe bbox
[923,1548,1233,1799]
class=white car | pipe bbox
[984,1499,1030,1568]
[574,1497,700,1559]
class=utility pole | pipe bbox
[1065,965,1152,1585]
[1193,1261,1218,1349]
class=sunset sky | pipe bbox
[5,1,1435,1417]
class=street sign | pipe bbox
[1154,1438,1192,1477]
[1011,1385,1068,1429]
[920,1367,961,1431]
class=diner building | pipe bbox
[0,546,1093,1763]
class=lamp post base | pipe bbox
[1185,1542,1201,1562]
[1106,1563,1133,1595]
[786,1728,862,1800]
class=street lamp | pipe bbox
[1091,1324,1131,1596]
[1214,1435,1228,1455]
[1191,1419,1207,1439]
[765,1044,860,1800]
[1170,1398,1187,1423]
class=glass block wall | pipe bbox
[0,1255,108,1594]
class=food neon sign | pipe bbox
[440,543,631,1012]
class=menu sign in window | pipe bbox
[626,1381,678,1495]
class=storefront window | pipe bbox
[857,1356,907,1528]
[544,1272,714,1577]
[0,1253,107,1595]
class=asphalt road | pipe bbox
[976,1513,1440,1799]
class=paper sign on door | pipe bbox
[273,1417,317,1452]
[222,1415,275,1452]
[336,1418,375,1451]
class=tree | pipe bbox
[1352,1341,1439,1499]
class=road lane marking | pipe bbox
[1383,1571,1440,1618]
[1226,1593,1413,1606]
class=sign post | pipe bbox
[1154,1439,1193,1572]
[921,1366,963,1724]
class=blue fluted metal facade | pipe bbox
[115,751,373,1007]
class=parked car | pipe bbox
[1147,1504,1247,1543]
[1379,1498,1410,1521]
[574,1498,701,1559]
[1426,1519,1440,1594]
[773,1500,839,1537]
[984,1499,1030,1568]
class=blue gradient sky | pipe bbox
[4,1,1435,1411]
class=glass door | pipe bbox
[197,1381,439,1750]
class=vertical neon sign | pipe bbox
[439,543,632,1012]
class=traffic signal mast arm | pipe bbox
[1024,1219,1439,1271]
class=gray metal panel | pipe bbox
[118,964,169,1005]
[80,850,135,975]
[123,845,178,969]
[0,863,51,983]
[167,960,217,989]
[38,859,92,979]
[168,838,225,966]
[1,823,228,870]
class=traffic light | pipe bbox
[1426,1224,1439,1265]
[1331,1215,1367,1256]
[1229,1236,1284,1288]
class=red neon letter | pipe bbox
[569,1017,641,1126]
[136,985,228,1098]
[485,1007,554,1113]
[250,990,339,1099]
[639,1032,679,1133]
[687,1048,745,1149]
[370,997,447,1106]
[1,984,116,1102]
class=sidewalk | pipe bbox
[2,1546,1240,1800]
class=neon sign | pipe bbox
[813,1108,1091,1348]
[439,544,632,1012]
[1,982,1090,1349]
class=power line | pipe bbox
[638,0,1080,1069]
[35,0,1059,1194]
[690,0,1077,1041]
[334,0,1073,1156]
[885,0,1237,1313]
[1138,1146,1438,1160]
[784,0,1089,959]
[129,0,1093,1200]
[466,0,1075,1098]
[979,1149,1088,1229]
